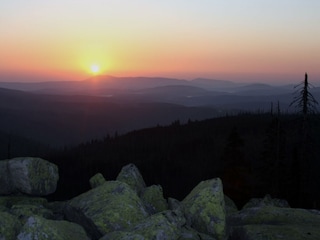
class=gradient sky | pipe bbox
[1,0,320,83]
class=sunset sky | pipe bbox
[1,0,319,83]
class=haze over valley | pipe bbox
[0,75,319,147]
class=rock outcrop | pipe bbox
[116,163,146,195]
[1,157,320,240]
[228,205,320,239]
[0,157,59,196]
[17,216,89,240]
[66,181,149,238]
[182,178,226,240]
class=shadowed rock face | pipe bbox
[228,206,320,240]
[0,211,22,239]
[1,160,320,240]
[17,216,89,240]
[0,157,59,196]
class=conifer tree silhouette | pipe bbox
[290,73,318,117]
[290,73,319,206]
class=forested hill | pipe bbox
[47,113,320,209]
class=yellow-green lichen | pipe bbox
[231,206,320,226]
[89,173,106,188]
[26,158,59,195]
[10,204,54,221]
[141,185,168,214]
[17,216,89,240]
[0,211,22,239]
[69,181,149,235]
[116,164,146,194]
[130,211,182,239]
[182,178,226,240]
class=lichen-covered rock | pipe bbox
[224,195,238,216]
[45,201,68,220]
[228,206,320,226]
[168,197,182,211]
[11,204,54,221]
[89,173,106,189]
[101,210,185,240]
[0,196,53,221]
[229,224,320,240]
[17,216,89,240]
[0,160,13,194]
[182,178,226,240]
[67,181,149,237]
[228,206,320,240]
[179,226,217,240]
[0,211,22,239]
[99,231,144,240]
[140,185,168,214]
[242,194,290,209]
[132,210,184,239]
[0,196,48,208]
[0,157,59,196]
[116,163,146,194]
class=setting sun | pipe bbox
[90,64,100,74]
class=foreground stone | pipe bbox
[17,216,89,240]
[140,184,168,214]
[101,210,185,240]
[242,194,290,209]
[2,160,320,240]
[116,163,146,195]
[228,206,320,240]
[0,211,22,239]
[89,173,106,189]
[66,180,149,238]
[230,224,320,240]
[182,178,226,240]
[0,157,59,196]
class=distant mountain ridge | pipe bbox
[0,75,319,146]
[0,75,293,92]
[0,75,318,109]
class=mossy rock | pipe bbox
[116,163,146,194]
[0,196,48,208]
[228,206,320,226]
[179,226,216,240]
[8,157,59,196]
[0,211,22,239]
[182,178,226,240]
[102,210,185,239]
[99,231,144,240]
[68,181,149,236]
[130,210,184,239]
[242,194,290,209]
[229,224,320,240]
[140,185,168,214]
[89,173,106,189]
[224,195,238,216]
[0,160,13,194]
[17,216,89,240]
[10,204,54,221]
[45,201,68,220]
